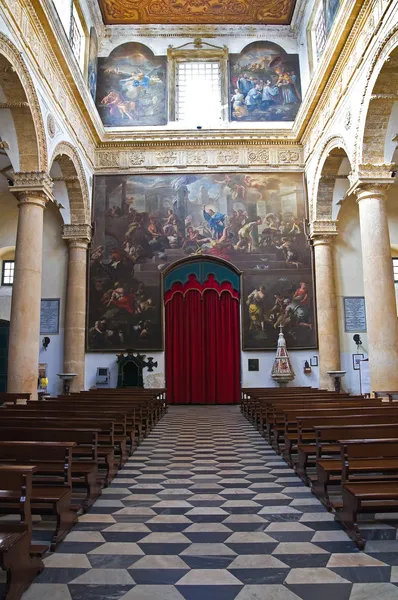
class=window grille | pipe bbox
[314,9,327,59]
[393,258,398,283]
[176,61,222,124]
[1,260,14,286]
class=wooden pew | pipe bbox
[334,439,398,549]
[0,394,31,406]
[1,407,128,466]
[283,405,398,464]
[309,425,398,499]
[0,442,77,551]
[0,428,101,511]
[0,417,117,485]
[0,465,44,600]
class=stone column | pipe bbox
[62,224,91,393]
[7,172,54,398]
[354,180,398,392]
[311,222,340,390]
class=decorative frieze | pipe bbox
[95,146,302,172]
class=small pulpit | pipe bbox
[116,351,158,388]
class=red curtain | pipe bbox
[165,283,240,405]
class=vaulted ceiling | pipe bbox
[98,0,297,25]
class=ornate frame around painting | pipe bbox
[87,172,317,352]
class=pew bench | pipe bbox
[0,465,44,600]
[0,442,77,551]
[0,416,117,485]
[333,440,398,549]
[297,423,398,484]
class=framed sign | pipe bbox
[343,296,367,332]
[40,299,60,335]
[352,353,364,370]
[248,359,259,372]
[310,356,318,367]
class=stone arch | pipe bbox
[50,142,90,224]
[355,24,398,166]
[0,32,47,171]
[311,135,352,221]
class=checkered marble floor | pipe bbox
[22,405,398,600]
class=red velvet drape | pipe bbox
[165,287,240,404]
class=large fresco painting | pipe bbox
[87,27,98,101]
[96,42,167,127]
[230,42,301,123]
[88,173,316,352]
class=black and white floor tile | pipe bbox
[20,406,398,600]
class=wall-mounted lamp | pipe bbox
[42,336,50,351]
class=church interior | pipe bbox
[0,0,398,598]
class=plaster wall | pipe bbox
[85,349,320,391]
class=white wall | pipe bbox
[39,203,68,396]
[85,348,319,391]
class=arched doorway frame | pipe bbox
[163,254,242,404]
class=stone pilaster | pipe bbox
[311,220,340,390]
[62,223,91,393]
[7,172,54,398]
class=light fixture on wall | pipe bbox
[353,334,362,351]
[42,336,51,351]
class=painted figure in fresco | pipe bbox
[261,79,280,108]
[88,172,315,352]
[236,218,262,252]
[237,73,254,95]
[231,88,247,118]
[203,205,226,239]
[230,43,302,122]
[247,285,267,331]
[101,91,136,121]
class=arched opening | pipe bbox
[164,255,241,405]
[360,45,398,166]
[50,142,90,226]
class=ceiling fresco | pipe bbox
[97,0,297,25]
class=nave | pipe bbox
[21,406,398,600]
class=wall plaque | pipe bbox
[248,359,259,372]
[343,296,367,332]
[40,299,60,335]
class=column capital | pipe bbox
[10,171,54,207]
[310,220,338,245]
[347,163,395,201]
[62,223,92,248]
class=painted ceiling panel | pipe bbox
[97,0,297,25]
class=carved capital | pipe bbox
[11,171,54,207]
[348,164,395,200]
[310,220,338,243]
[62,223,92,247]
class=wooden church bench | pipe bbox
[0,428,102,511]
[333,441,398,548]
[298,424,398,484]
[0,442,77,550]
[0,465,44,600]
[0,417,117,485]
[283,407,398,465]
